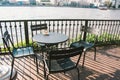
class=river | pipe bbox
[0,6,120,20]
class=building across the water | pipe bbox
[0,0,120,8]
[111,0,120,8]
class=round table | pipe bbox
[0,65,17,80]
[33,32,68,45]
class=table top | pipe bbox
[33,32,68,44]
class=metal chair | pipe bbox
[31,23,48,66]
[70,26,100,67]
[2,31,38,80]
[43,47,83,80]
[31,23,47,49]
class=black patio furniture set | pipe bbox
[1,23,100,80]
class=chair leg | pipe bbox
[46,74,49,80]
[94,47,96,61]
[76,68,80,80]
[35,55,39,74]
[43,61,46,79]
[82,51,86,68]
[34,56,36,63]
[10,58,14,80]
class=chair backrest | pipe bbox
[48,47,83,60]
[2,31,15,55]
[47,47,83,72]
[31,23,48,39]
[31,23,47,32]
[80,26,100,36]
[31,23,48,46]
[80,26,100,43]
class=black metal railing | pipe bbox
[0,19,120,54]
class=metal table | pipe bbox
[33,32,68,45]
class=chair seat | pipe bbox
[37,43,45,47]
[37,43,58,50]
[46,58,75,73]
[37,42,58,47]
[70,40,94,50]
[13,47,34,58]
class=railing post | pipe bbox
[83,20,88,41]
[24,20,29,46]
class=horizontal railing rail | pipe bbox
[0,19,120,54]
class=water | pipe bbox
[0,7,120,45]
[0,6,120,20]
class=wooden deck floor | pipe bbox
[0,45,120,80]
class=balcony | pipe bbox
[0,19,120,80]
[0,45,120,80]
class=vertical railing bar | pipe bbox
[35,21,38,34]
[65,20,67,35]
[0,22,3,36]
[112,21,117,41]
[99,21,102,43]
[5,22,7,31]
[112,21,116,41]
[97,21,99,29]
[4,22,9,54]
[79,21,83,41]
[90,21,93,42]
[118,21,120,39]
[113,21,116,43]
[19,22,23,47]
[75,21,79,41]
[113,21,116,41]
[9,22,14,60]
[9,22,14,44]
[77,21,80,41]
[53,21,55,32]
[5,22,10,49]
[88,21,91,42]
[24,20,29,46]
[14,22,19,47]
[61,20,63,34]
[72,21,75,42]
[105,21,108,43]
[57,20,59,33]
[96,21,100,43]
[115,21,119,41]
[34,21,38,34]
[101,21,106,42]
[30,21,35,46]
[4,22,8,53]
[40,20,42,33]
[60,20,63,48]
[109,21,112,43]
[68,20,71,45]
[83,20,88,41]
[0,22,4,53]
[110,21,113,43]
[115,21,119,42]
[63,20,67,47]
[108,21,111,43]
[116,21,120,44]
[48,20,51,32]
[104,21,108,43]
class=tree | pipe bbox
[104,0,111,7]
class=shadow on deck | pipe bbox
[0,45,120,80]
